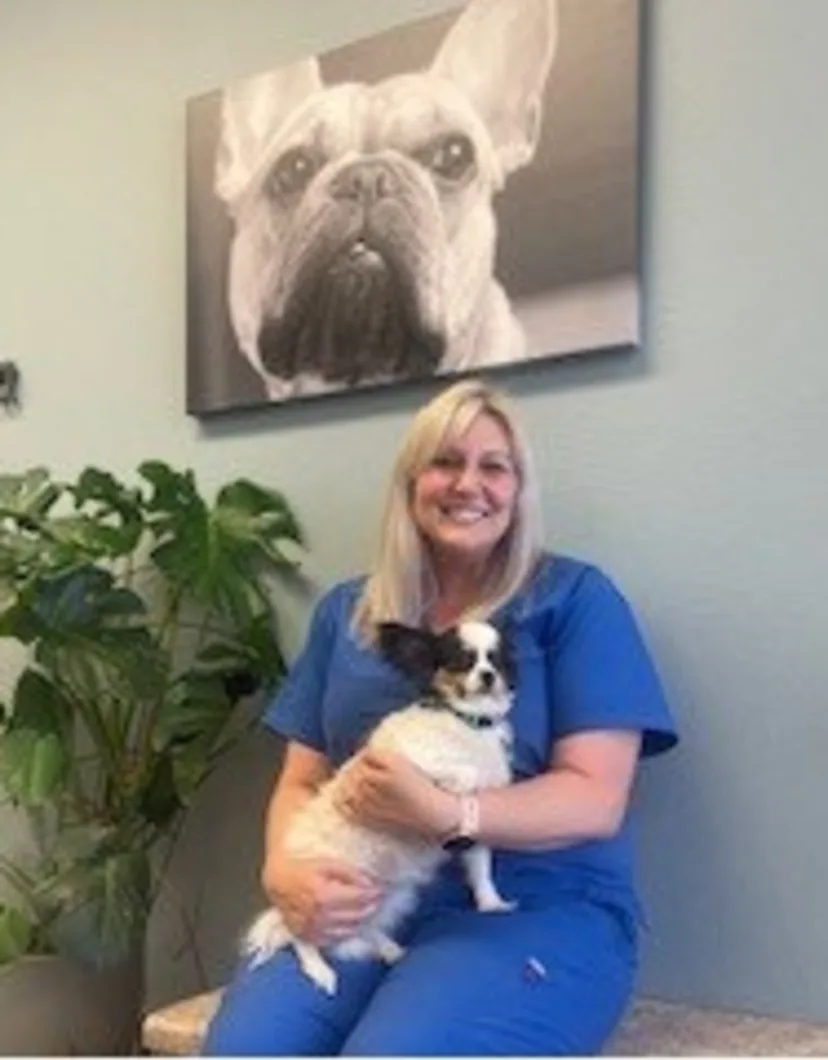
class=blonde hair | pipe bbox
[353,378,544,639]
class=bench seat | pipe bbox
[141,990,828,1056]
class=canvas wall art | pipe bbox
[186,0,641,414]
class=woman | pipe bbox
[204,378,678,1056]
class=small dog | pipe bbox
[214,0,559,401]
[242,620,515,994]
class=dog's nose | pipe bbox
[479,670,495,691]
[330,160,397,206]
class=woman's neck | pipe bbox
[426,557,488,630]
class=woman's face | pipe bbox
[411,412,519,569]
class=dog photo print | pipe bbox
[186,0,640,414]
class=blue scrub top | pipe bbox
[261,553,678,921]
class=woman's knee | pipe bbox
[201,950,388,1056]
[202,970,342,1057]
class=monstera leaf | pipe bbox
[41,845,151,968]
[0,669,70,807]
[141,462,302,626]
[0,468,61,523]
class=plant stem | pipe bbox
[0,855,38,910]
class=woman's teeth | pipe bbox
[440,508,488,524]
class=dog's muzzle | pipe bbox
[258,157,445,387]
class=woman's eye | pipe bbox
[269,147,320,197]
[431,453,461,470]
[416,134,476,183]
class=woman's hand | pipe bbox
[261,856,382,947]
[337,749,458,840]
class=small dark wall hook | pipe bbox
[0,361,21,410]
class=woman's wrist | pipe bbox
[431,789,483,844]
[439,792,481,847]
[429,787,463,840]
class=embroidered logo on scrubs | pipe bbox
[523,956,548,982]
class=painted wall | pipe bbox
[1,0,827,1022]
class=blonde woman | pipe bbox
[204,379,677,1056]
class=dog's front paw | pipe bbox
[374,935,406,965]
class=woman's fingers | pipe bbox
[318,859,380,894]
[316,894,381,942]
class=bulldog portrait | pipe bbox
[212,0,559,403]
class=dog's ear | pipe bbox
[214,58,324,206]
[377,622,440,686]
[430,0,558,176]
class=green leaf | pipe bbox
[141,464,303,628]
[215,479,303,546]
[138,461,202,521]
[67,468,145,558]
[135,754,182,828]
[153,672,233,750]
[2,667,70,805]
[0,728,68,806]
[0,578,17,616]
[0,468,62,523]
[0,903,34,964]
[12,570,158,699]
[44,848,150,968]
[29,567,146,633]
[10,668,68,735]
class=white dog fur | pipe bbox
[242,620,515,995]
[214,0,558,401]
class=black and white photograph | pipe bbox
[186,0,641,415]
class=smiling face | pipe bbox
[411,411,519,570]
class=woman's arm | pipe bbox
[261,740,333,890]
[340,728,641,851]
[472,729,641,850]
[260,740,382,945]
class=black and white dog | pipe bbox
[242,620,515,994]
[214,0,559,401]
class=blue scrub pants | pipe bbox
[203,894,637,1056]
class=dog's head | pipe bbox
[214,0,558,400]
[378,619,514,723]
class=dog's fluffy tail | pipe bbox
[242,908,291,968]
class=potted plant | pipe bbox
[0,462,303,1054]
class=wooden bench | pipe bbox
[141,990,828,1055]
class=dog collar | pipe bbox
[420,693,496,730]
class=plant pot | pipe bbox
[0,950,144,1056]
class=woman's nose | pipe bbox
[452,464,480,491]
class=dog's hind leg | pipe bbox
[461,844,516,913]
[243,908,291,967]
[294,940,338,995]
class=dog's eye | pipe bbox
[418,134,476,183]
[269,147,319,196]
[444,647,476,673]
